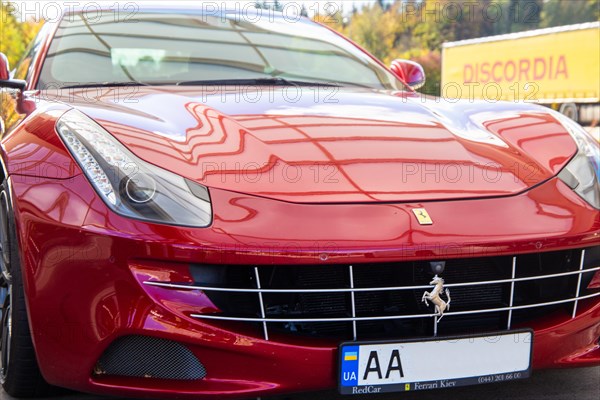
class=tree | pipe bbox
[314,0,599,95]
[300,5,308,17]
[540,0,599,28]
[377,0,392,12]
[503,0,544,33]
[254,1,284,12]
[342,2,399,61]
[0,1,42,67]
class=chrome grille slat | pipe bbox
[189,291,600,323]
[349,265,357,340]
[253,267,269,340]
[144,264,600,294]
[507,256,517,329]
[146,248,600,339]
[572,249,586,318]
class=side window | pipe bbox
[13,22,48,82]
[13,42,37,80]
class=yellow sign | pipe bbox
[442,23,600,103]
[412,208,433,225]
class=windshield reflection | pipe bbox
[38,11,404,90]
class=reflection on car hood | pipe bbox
[56,86,576,203]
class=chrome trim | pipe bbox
[189,291,600,324]
[253,267,269,341]
[349,265,357,340]
[144,265,600,294]
[572,250,586,318]
[507,256,517,330]
[148,248,600,336]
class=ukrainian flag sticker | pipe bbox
[341,346,359,387]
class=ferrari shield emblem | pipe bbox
[412,208,433,225]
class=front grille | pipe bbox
[145,246,600,341]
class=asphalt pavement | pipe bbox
[0,366,598,400]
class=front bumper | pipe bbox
[10,174,600,399]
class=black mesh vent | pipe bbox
[95,336,206,380]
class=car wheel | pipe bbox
[559,102,579,123]
[0,180,53,397]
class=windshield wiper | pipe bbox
[60,78,347,90]
[60,81,155,89]
[176,78,339,87]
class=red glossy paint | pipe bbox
[0,53,9,81]
[8,173,600,399]
[0,5,599,400]
[588,270,600,289]
[41,86,577,203]
[390,59,426,88]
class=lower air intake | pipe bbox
[94,336,206,380]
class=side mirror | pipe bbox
[0,53,26,90]
[390,59,426,90]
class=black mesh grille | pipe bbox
[95,336,206,380]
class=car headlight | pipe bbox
[555,112,600,209]
[56,109,212,227]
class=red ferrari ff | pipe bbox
[0,4,599,400]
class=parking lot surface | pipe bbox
[1,366,598,400]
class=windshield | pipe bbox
[38,10,406,90]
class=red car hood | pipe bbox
[59,87,576,203]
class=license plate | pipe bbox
[339,330,532,395]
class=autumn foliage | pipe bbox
[315,0,599,95]
[0,0,598,96]
[0,1,43,68]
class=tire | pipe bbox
[559,102,579,123]
[0,179,54,397]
